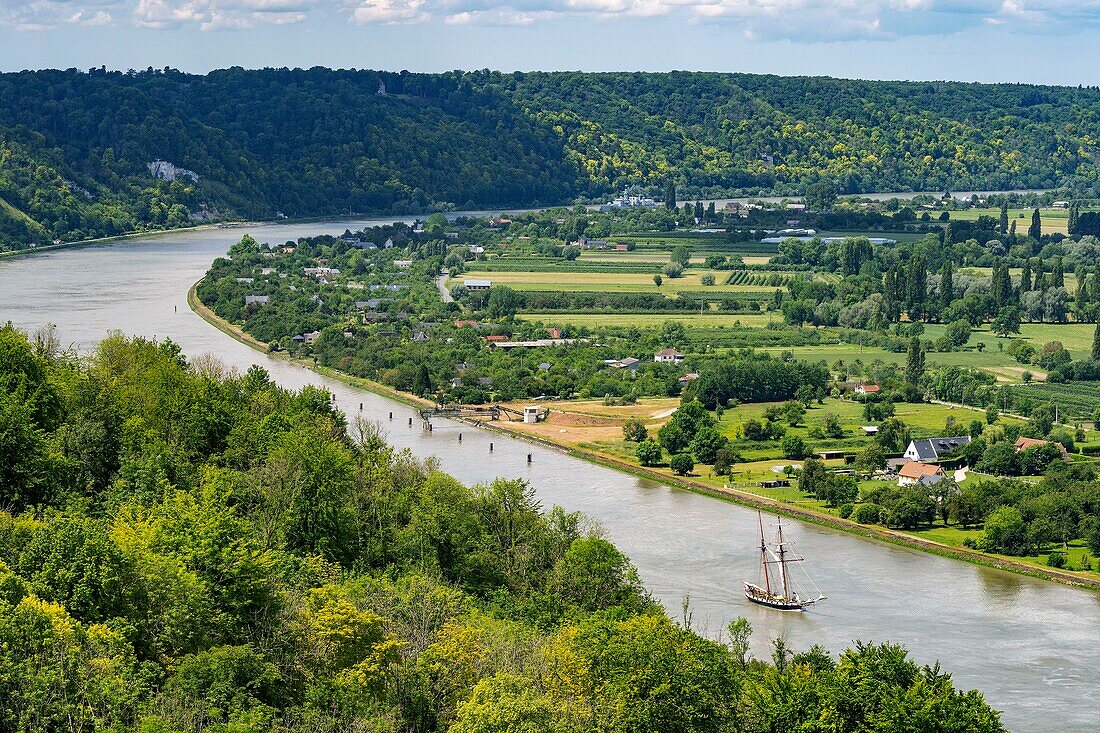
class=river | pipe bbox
[1,219,1097,732]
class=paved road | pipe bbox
[436,271,454,302]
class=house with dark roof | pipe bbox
[903,436,971,462]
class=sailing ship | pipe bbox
[743,513,826,611]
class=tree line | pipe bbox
[0,323,1007,732]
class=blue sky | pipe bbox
[1,1,1096,85]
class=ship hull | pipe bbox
[743,582,810,611]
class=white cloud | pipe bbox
[348,0,428,23]
[0,0,1098,38]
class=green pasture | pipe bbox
[947,207,1074,235]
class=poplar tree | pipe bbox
[1028,208,1042,240]
[1020,259,1032,293]
[999,203,1009,235]
[664,179,677,210]
[907,257,927,321]
[940,261,954,309]
[1092,322,1100,361]
[906,338,926,388]
[1052,256,1064,288]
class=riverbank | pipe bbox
[189,283,1100,591]
[0,222,247,260]
[187,281,434,411]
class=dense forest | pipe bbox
[3,67,1100,248]
[0,323,1006,732]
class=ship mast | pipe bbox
[777,516,791,600]
[758,512,772,595]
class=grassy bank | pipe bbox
[189,282,1100,590]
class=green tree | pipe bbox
[669,453,695,475]
[855,443,887,474]
[636,439,663,467]
[780,434,808,459]
[690,426,729,464]
[1028,208,1042,240]
[906,338,926,389]
[991,306,1021,338]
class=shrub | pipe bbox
[838,503,854,519]
[623,418,648,443]
[853,503,884,524]
[1046,551,1066,569]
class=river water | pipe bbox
[1,220,1097,732]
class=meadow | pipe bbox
[948,207,1073,235]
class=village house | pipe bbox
[490,338,580,350]
[605,357,640,371]
[654,348,685,364]
[1013,436,1071,462]
[855,383,881,395]
[304,266,341,278]
[679,372,700,384]
[244,295,269,305]
[903,436,971,462]
[897,461,946,487]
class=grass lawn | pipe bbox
[903,526,1099,579]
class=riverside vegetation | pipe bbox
[197,198,1100,581]
[7,67,1100,248]
[0,324,1007,732]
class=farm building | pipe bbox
[465,279,493,291]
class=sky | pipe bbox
[0,1,1097,85]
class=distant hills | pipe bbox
[1,67,1098,249]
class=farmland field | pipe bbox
[517,312,782,328]
[947,207,1076,235]
[453,269,793,294]
[1010,382,1100,421]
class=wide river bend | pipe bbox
[1,220,1097,732]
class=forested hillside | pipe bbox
[3,66,1100,249]
[0,324,1006,732]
